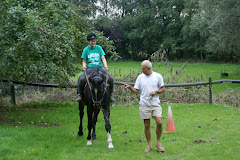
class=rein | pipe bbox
[85,70,109,107]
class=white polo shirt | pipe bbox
[134,71,164,106]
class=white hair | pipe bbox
[142,60,152,69]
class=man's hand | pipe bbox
[122,83,139,94]
[83,66,87,71]
[150,90,158,96]
[122,83,131,89]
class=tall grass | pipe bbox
[0,102,239,160]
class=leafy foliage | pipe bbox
[191,0,240,61]
[91,0,240,62]
[95,0,187,60]
[0,0,118,85]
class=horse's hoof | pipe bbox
[77,132,83,137]
[92,138,97,141]
[87,140,92,145]
[108,143,114,150]
[92,135,97,140]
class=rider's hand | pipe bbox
[83,66,87,71]
[104,66,108,71]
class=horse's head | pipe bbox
[90,70,104,87]
[88,68,109,106]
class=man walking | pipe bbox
[123,60,165,152]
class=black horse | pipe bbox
[77,68,114,149]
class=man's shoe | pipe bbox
[155,143,165,152]
[144,145,152,152]
[75,94,82,102]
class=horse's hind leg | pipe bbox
[78,102,84,136]
[103,106,114,149]
[92,108,100,140]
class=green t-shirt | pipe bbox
[81,45,106,68]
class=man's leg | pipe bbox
[155,117,162,144]
[144,119,152,152]
[154,116,165,151]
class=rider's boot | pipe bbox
[76,94,82,102]
[110,93,115,102]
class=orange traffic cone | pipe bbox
[164,106,176,133]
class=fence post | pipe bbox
[11,84,16,106]
[209,78,212,104]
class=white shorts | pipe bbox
[139,104,162,119]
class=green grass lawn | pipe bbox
[0,101,239,160]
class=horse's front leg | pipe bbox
[92,108,100,140]
[103,105,114,149]
[86,106,93,145]
[78,102,84,136]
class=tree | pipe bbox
[94,17,123,58]
[192,0,240,61]
[112,0,185,59]
[0,0,118,85]
[67,0,98,17]
[177,0,208,60]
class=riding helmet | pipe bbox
[87,33,97,41]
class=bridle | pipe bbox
[84,70,110,120]
[84,70,109,108]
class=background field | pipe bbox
[2,61,239,106]
[0,102,239,160]
[75,61,240,92]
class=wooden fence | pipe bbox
[1,79,240,105]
